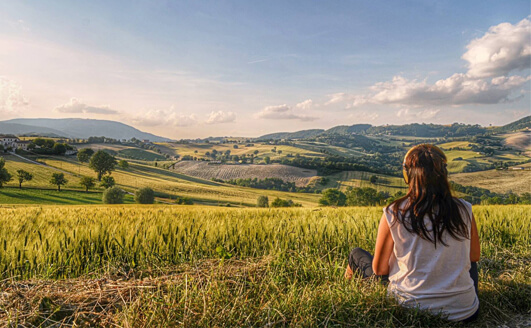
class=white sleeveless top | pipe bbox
[384,199,479,321]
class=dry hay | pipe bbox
[0,258,271,327]
[504,131,531,155]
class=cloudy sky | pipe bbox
[0,1,530,139]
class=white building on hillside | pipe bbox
[0,135,20,149]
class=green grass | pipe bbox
[0,187,134,204]
[117,148,167,161]
[0,205,528,327]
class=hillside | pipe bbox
[0,122,69,137]
[257,116,531,140]
[491,115,531,133]
[0,154,320,206]
[258,129,324,140]
[171,161,317,186]
[1,118,171,142]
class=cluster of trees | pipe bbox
[27,138,74,155]
[256,195,301,208]
[277,153,402,176]
[182,151,262,164]
[319,187,405,207]
[217,177,316,193]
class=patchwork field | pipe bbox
[171,161,317,186]
[0,205,528,327]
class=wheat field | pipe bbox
[0,205,529,327]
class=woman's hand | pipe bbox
[373,213,394,276]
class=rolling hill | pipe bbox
[0,118,171,142]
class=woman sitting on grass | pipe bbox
[345,144,480,323]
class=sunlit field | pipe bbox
[1,205,529,327]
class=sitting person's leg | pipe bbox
[461,262,479,323]
[346,247,375,279]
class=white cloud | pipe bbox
[348,111,379,121]
[206,110,236,124]
[328,18,530,110]
[397,108,440,120]
[0,77,28,113]
[463,18,531,78]
[54,98,118,115]
[255,104,318,121]
[132,109,198,127]
[295,99,313,110]
[353,74,530,107]
[325,93,353,105]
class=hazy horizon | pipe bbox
[1,1,530,139]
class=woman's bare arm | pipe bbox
[470,213,480,262]
[372,213,394,276]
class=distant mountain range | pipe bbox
[257,116,531,140]
[0,118,171,142]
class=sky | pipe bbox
[0,1,530,139]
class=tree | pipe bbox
[50,173,68,191]
[118,159,129,170]
[16,169,33,188]
[369,175,377,183]
[257,195,269,208]
[79,176,96,192]
[52,143,67,155]
[319,188,347,206]
[89,150,117,180]
[100,176,116,189]
[77,148,94,163]
[102,186,124,204]
[135,187,154,204]
[264,156,271,164]
[0,158,12,188]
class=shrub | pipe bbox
[100,176,116,189]
[175,196,193,205]
[257,195,269,208]
[271,197,301,208]
[102,186,124,204]
[319,188,346,206]
[135,187,154,204]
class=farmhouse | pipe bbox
[0,135,20,149]
[15,140,30,151]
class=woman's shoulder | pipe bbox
[453,198,473,211]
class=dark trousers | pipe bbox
[348,247,479,322]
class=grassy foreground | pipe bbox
[0,205,529,327]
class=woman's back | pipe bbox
[384,199,478,321]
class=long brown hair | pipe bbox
[391,144,470,247]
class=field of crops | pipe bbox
[1,205,529,327]
[172,161,317,186]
